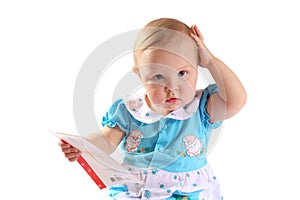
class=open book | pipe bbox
[51,131,144,189]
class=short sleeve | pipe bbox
[101,99,130,132]
[199,84,223,130]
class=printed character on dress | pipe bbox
[183,134,202,157]
[126,130,143,152]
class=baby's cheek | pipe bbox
[180,87,196,104]
[149,93,165,105]
[146,87,166,104]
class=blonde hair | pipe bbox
[144,18,193,36]
[133,18,199,66]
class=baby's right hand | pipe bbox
[58,140,81,162]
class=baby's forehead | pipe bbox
[134,27,199,67]
[136,49,198,69]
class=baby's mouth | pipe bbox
[166,98,180,103]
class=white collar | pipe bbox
[124,88,202,124]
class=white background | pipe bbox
[1,0,300,199]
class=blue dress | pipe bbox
[102,84,223,200]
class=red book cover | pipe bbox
[52,131,144,189]
[77,155,106,189]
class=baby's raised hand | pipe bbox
[190,24,215,68]
[58,140,81,162]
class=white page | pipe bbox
[51,131,144,187]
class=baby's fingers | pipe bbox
[65,151,81,162]
[190,32,200,43]
[58,141,81,159]
[59,141,70,148]
[61,146,80,153]
[59,142,72,152]
[191,25,204,41]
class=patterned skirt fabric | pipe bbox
[109,164,223,200]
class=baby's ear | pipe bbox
[132,66,140,77]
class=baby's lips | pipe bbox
[166,98,180,103]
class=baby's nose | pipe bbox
[165,77,179,93]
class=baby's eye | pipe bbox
[178,70,188,77]
[153,74,164,80]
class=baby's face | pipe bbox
[134,50,198,115]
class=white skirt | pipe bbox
[109,163,223,200]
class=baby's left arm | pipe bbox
[191,25,247,122]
